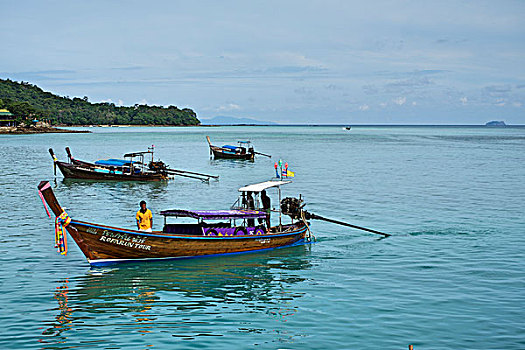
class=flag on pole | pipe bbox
[274,160,295,178]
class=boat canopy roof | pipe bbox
[95,159,131,167]
[160,209,268,219]
[222,145,238,150]
[238,180,292,193]
[124,151,153,158]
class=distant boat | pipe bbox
[343,126,351,130]
[206,136,271,160]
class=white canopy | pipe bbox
[238,180,292,192]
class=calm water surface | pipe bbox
[1,126,524,349]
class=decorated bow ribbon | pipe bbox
[55,211,71,255]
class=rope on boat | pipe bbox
[55,211,71,255]
[301,211,315,242]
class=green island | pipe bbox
[0,78,200,132]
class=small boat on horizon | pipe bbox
[206,136,271,161]
[343,126,351,130]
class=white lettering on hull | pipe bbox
[85,226,151,251]
[99,235,151,250]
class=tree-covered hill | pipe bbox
[0,78,200,126]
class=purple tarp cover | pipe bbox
[160,209,268,220]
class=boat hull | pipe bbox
[56,161,167,181]
[210,147,255,160]
[66,220,308,266]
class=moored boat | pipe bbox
[38,180,311,267]
[50,147,217,182]
[206,136,271,160]
[50,148,168,181]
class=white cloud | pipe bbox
[393,96,406,105]
[118,99,124,106]
[137,99,148,105]
[269,52,323,68]
[412,101,417,106]
[100,98,113,103]
[218,103,241,112]
[2,3,523,124]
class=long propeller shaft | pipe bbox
[169,172,209,182]
[254,151,271,158]
[307,212,390,237]
[166,168,219,179]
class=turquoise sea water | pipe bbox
[1,126,524,349]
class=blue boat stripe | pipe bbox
[87,239,312,267]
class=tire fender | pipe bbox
[234,227,247,236]
[206,228,218,236]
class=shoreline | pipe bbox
[4,124,522,134]
[0,126,91,134]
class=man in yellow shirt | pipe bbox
[136,200,153,232]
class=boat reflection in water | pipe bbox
[40,246,312,345]
[58,177,170,201]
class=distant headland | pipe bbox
[0,78,200,127]
[485,121,506,127]
[200,115,279,125]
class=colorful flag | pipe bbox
[275,160,295,178]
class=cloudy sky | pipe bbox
[1,0,524,124]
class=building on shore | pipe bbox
[0,109,17,127]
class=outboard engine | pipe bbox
[280,197,305,220]
[149,160,167,173]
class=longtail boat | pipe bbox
[206,136,271,160]
[38,180,312,267]
[50,147,217,182]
